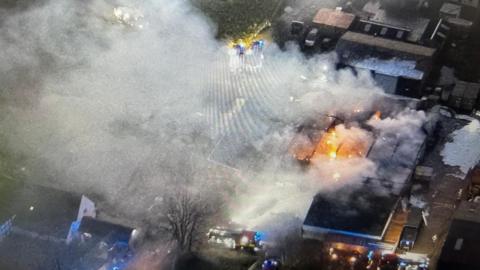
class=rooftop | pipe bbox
[453,201,480,223]
[0,181,81,238]
[439,218,480,270]
[304,182,400,240]
[449,0,480,8]
[451,81,480,99]
[312,8,356,29]
[338,31,436,58]
[438,201,480,269]
[350,58,425,80]
[362,0,431,42]
[336,31,436,84]
[303,119,427,241]
[440,3,462,18]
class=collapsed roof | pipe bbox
[303,112,427,240]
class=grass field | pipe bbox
[192,0,286,40]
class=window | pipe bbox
[364,23,372,32]
[380,27,388,35]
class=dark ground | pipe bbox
[192,0,286,39]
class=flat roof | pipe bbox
[304,182,400,239]
[303,124,427,240]
[439,219,480,270]
[452,81,480,98]
[350,58,425,80]
[449,0,479,8]
[313,8,356,29]
[440,3,462,17]
[370,10,430,43]
[338,31,436,58]
[0,181,81,238]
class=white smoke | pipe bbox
[0,0,427,236]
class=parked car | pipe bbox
[304,28,319,47]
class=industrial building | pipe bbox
[336,31,437,97]
[288,0,455,98]
[301,107,428,253]
[333,0,450,98]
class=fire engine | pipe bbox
[207,226,264,252]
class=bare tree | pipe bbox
[159,189,214,252]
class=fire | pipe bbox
[313,126,373,160]
[373,111,382,120]
[316,128,340,160]
[289,120,375,163]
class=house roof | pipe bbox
[313,8,356,29]
[0,181,81,238]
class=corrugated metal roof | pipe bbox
[351,58,425,80]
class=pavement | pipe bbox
[409,115,471,269]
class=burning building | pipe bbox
[294,104,428,253]
[288,110,382,164]
[288,115,338,163]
